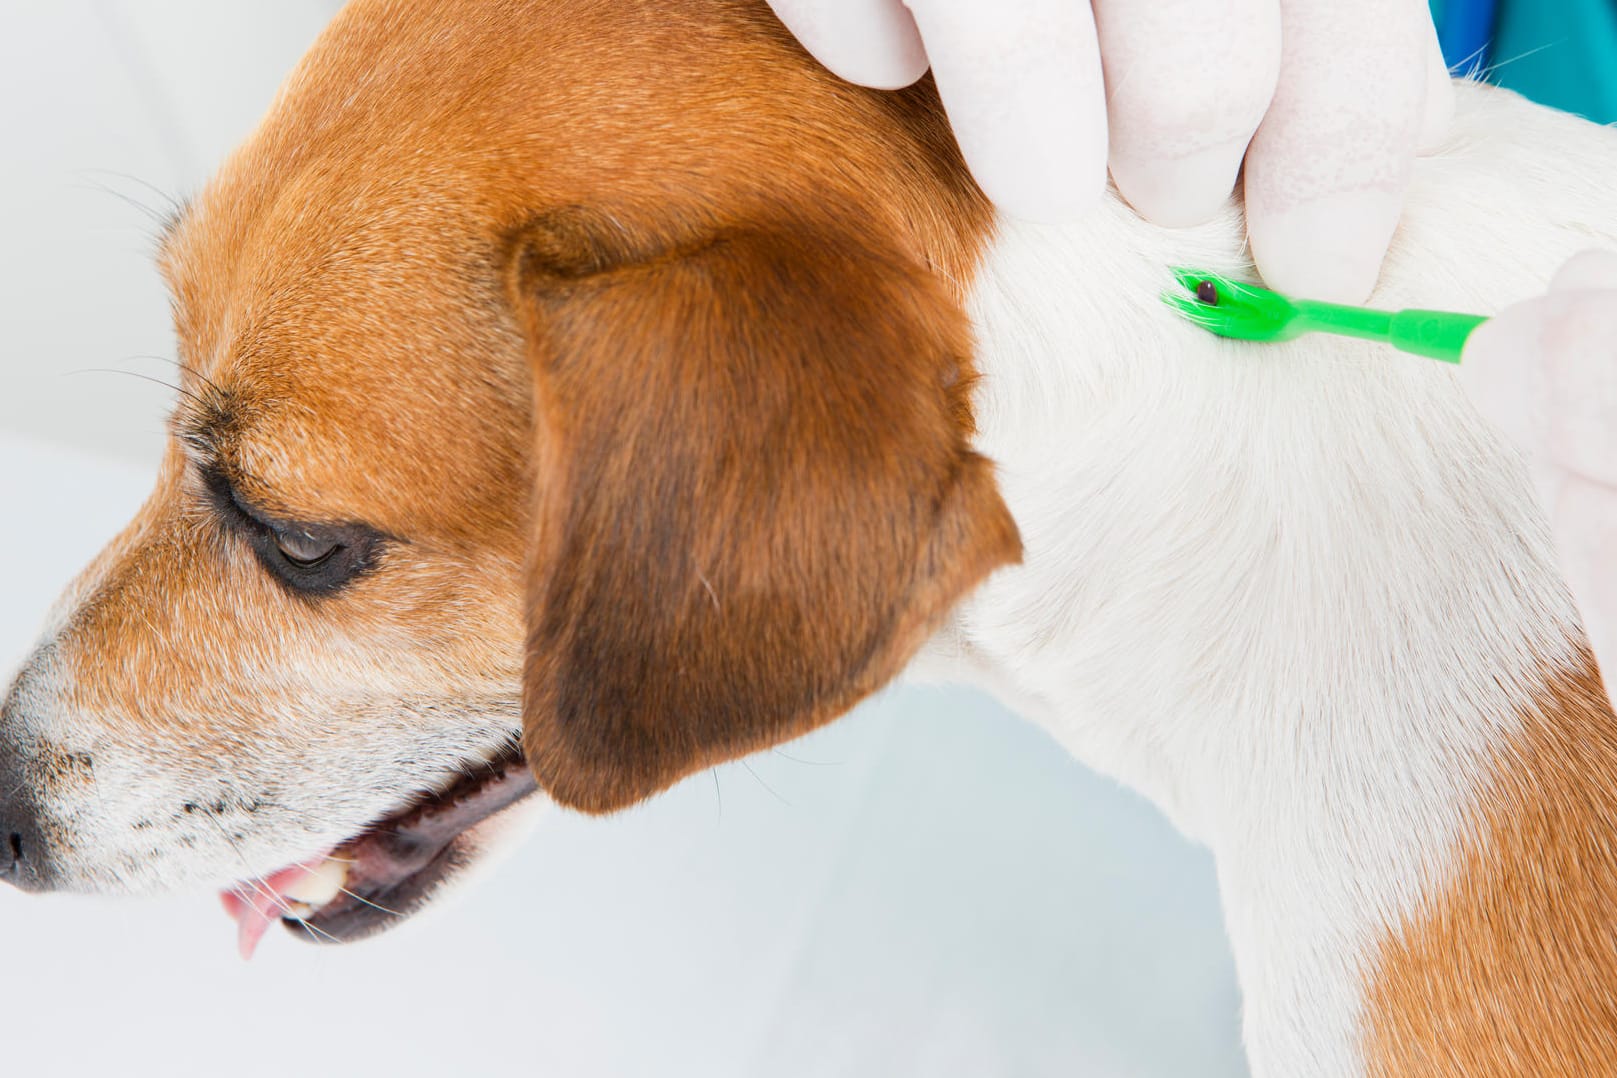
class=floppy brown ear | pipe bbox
[507,211,1020,813]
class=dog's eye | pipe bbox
[273,528,340,568]
[256,519,381,595]
[200,465,385,596]
[257,520,381,596]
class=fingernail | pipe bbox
[1109,136,1249,229]
[1248,189,1405,304]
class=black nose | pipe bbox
[1,830,21,881]
[0,802,40,891]
[1,670,53,892]
[0,768,43,889]
[0,728,43,891]
[0,786,51,891]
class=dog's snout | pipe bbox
[0,778,45,892]
[2,829,24,881]
[1,682,47,892]
[0,751,29,888]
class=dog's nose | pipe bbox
[0,695,45,891]
[0,789,43,891]
[1,828,23,884]
[0,745,42,889]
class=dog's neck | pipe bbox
[917,83,1617,1074]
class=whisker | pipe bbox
[121,354,228,398]
[75,169,185,220]
[196,809,293,916]
[227,873,288,916]
[290,917,336,945]
[770,747,842,767]
[1477,40,1563,80]
[268,838,404,921]
[202,782,365,939]
[244,875,293,915]
[1448,42,1492,82]
[65,177,170,230]
[65,367,210,410]
[171,361,225,397]
[740,761,790,807]
[336,886,404,919]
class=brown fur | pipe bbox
[1364,652,1617,1075]
[511,211,1017,810]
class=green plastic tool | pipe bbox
[1163,268,1489,363]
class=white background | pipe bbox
[0,4,1245,1075]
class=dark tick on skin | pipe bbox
[1196,279,1219,305]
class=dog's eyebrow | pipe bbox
[173,391,344,530]
[171,376,240,463]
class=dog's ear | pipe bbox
[506,211,1020,813]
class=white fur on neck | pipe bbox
[916,82,1617,1075]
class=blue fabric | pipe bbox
[1433,0,1499,71]
[1491,0,1617,122]
[1433,0,1617,123]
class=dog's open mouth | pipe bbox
[220,743,537,958]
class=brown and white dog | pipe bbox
[3,1,1616,1073]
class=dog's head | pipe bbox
[0,0,1017,944]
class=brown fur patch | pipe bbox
[511,213,1019,812]
[1364,650,1617,1075]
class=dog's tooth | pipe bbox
[280,856,349,913]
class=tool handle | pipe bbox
[1292,299,1393,342]
[1387,309,1489,363]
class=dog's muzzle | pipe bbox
[0,659,67,893]
[0,718,45,893]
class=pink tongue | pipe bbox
[220,855,333,961]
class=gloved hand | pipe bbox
[766,0,1452,303]
[1460,250,1617,683]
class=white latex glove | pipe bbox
[1460,250,1617,683]
[766,0,1453,303]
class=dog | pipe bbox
[3,0,1615,1073]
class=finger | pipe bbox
[1538,291,1617,488]
[1095,0,1280,228]
[1549,474,1617,685]
[1416,14,1454,153]
[1245,0,1429,303]
[1458,303,1551,465]
[1550,248,1617,293]
[765,0,928,89]
[907,0,1107,222]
